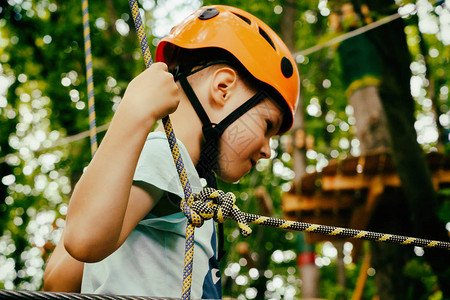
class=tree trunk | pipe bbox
[280,0,296,52]
[367,10,450,298]
[337,1,450,297]
[369,18,450,296]
[349,85,391,154]
[336,6,412,297]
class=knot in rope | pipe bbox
[181,187,252,237]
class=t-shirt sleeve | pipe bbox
[132,134,202,208]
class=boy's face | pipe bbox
[216,97,283,182]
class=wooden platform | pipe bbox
[282,152,450,245]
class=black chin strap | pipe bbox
[175,68,266,261]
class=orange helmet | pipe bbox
[156,5,300,134]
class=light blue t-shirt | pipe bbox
[81,132,222,299]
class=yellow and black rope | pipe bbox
[191,188,450,250]
[81,0,98,156]
[242,212,449,250]
[128,1,197,299]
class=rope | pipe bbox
[127,1,196,299]
[81,0,98,156]
[0,123,109,165]
[0,0,109,165]
[183,188,252,237]
[293,12,402,57]
[190,188,450,250]
[294,0,446,57]
[0,290,178,299]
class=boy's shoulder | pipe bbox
[135,131,202,199]
[145,131,169,142]
[137,131,184,174]
[138,132,174,163]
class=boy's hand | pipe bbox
[121,62,180,126]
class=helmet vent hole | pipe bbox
[232,12,251,25]
[281,57,293,78]
[198,8,220,20]
[258,27,276,51]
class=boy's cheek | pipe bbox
[222,120,258,157]
[217,147,252,181]
[216,152,232,179]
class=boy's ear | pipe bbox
[210,67,237,107]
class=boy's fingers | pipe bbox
[152,62,168,71]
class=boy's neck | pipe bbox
[154,92,203,167]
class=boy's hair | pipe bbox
[169,46,283,111]
[169,47,257,90]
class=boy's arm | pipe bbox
[43,185,153,291]
[43,230,83,292]
[64,63,180,263]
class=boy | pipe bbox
[44,5,299,299]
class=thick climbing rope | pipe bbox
[127,1,199,299]
[190,188,450,250]
[81,0,98,156]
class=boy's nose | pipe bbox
[260,138,271,159]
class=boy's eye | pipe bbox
[266,120,273,132]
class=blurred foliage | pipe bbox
[0,0,449,299]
